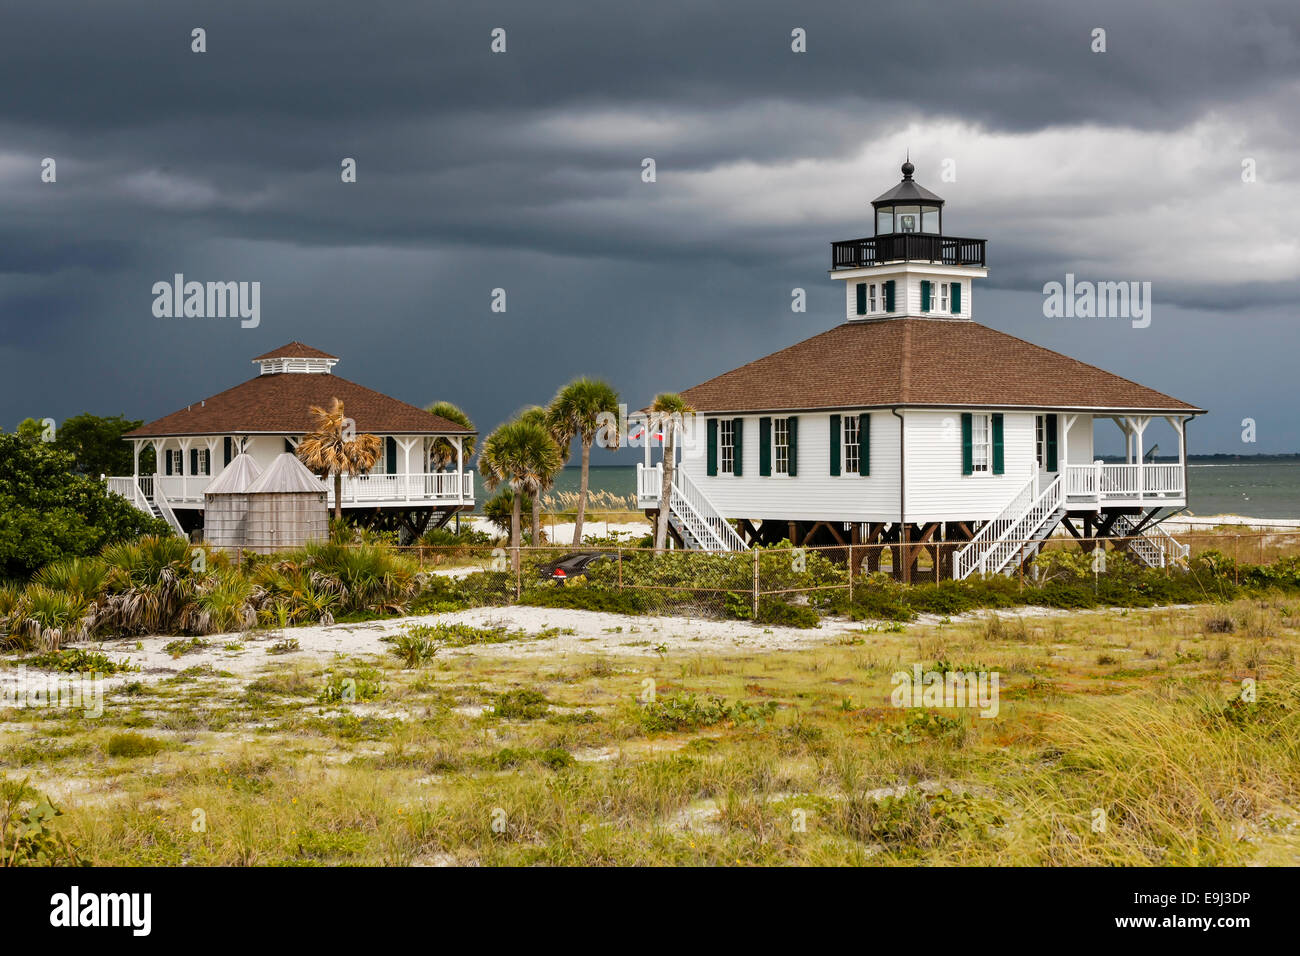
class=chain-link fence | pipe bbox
[380,527,1300,622]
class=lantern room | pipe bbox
[872,160,944,235]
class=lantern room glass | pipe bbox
[874,203,942,236]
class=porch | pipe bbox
[1064,461,1184,509]
[108,471,474,510]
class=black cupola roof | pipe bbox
[871,160,944,207]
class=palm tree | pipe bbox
[517,405,566,545]
[547,377,620,546]
[424,401,476,472]
[649,393,695,551]
[297,398,383,521]
[478,418,563,572]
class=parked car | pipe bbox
[539,551,613,583]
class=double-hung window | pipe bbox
[971,414,992,474]
[773,418,790,475]
[939,282,950,312]
[1035,415,1046,468]
[843,416,860,474]
[719,419,735,475]
[868,283,878,313]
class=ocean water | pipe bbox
[534,462,1300,520]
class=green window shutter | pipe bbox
[951,281,962,314]
[1045,415,1058,471]
[992,414,1005,475]
[859,413,870,475]
[284,438,294,454]
[961,413,973,475]
[190,448,198,475]
[787,417,798,477]
[165,450,173,476]
[706,418,718,476]
[920,280,931,312]
[732,419,743,476]
[884,279,896,313]
[223,437,232,466]
[855,283,867,316]
[385,437,398,474]
[759,417,772,476]
[829,414,841,476]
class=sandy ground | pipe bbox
[1162,513,1300,532]
[0,607,858,696]
[0,600,1179,701]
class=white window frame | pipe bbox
[939,281,950,312]
[719,419,735,475]
[971,413,992,475]
[195,448,210,476]
[842,416,860,475]
[773,419,790,476]
[868,283,878,313]
[167,449,183,475]
[1035,415,1046,468]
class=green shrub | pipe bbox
[493,689,550,720]
[640,693,778,732]
[318,671,384,704]
[489,746,573,770]
[389,632,438,667]
[0,777,84,865]
[25,648,134,675]
[105,732,164,758]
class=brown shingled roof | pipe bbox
[677,319,1202,415]
[251,342,338,361]
[125,372,473,438]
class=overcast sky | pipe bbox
[1,0,1297,456]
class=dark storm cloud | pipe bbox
[0,0,1297,452]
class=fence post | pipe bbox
[618,548,623,591]
[515,548,522,601]
[848,545,854,604]
[752,548,760,619]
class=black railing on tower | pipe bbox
[831,234,986,269]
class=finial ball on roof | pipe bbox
[901,160,915,179]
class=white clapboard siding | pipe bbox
[679,412,902,523]
[1063,415,1094,464]
[901,410,1037,523]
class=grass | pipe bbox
[0,592,1296,866]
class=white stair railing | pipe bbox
[662,471,746,552]
[954,476,1064,579]
[673,472,746,551]
[1110,514,1190,568]
[151,479,186,538]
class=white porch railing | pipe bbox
[1065,461,1183,504]
[117,471,473,507]
[637,463,662,505]
[333,471,473,504]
